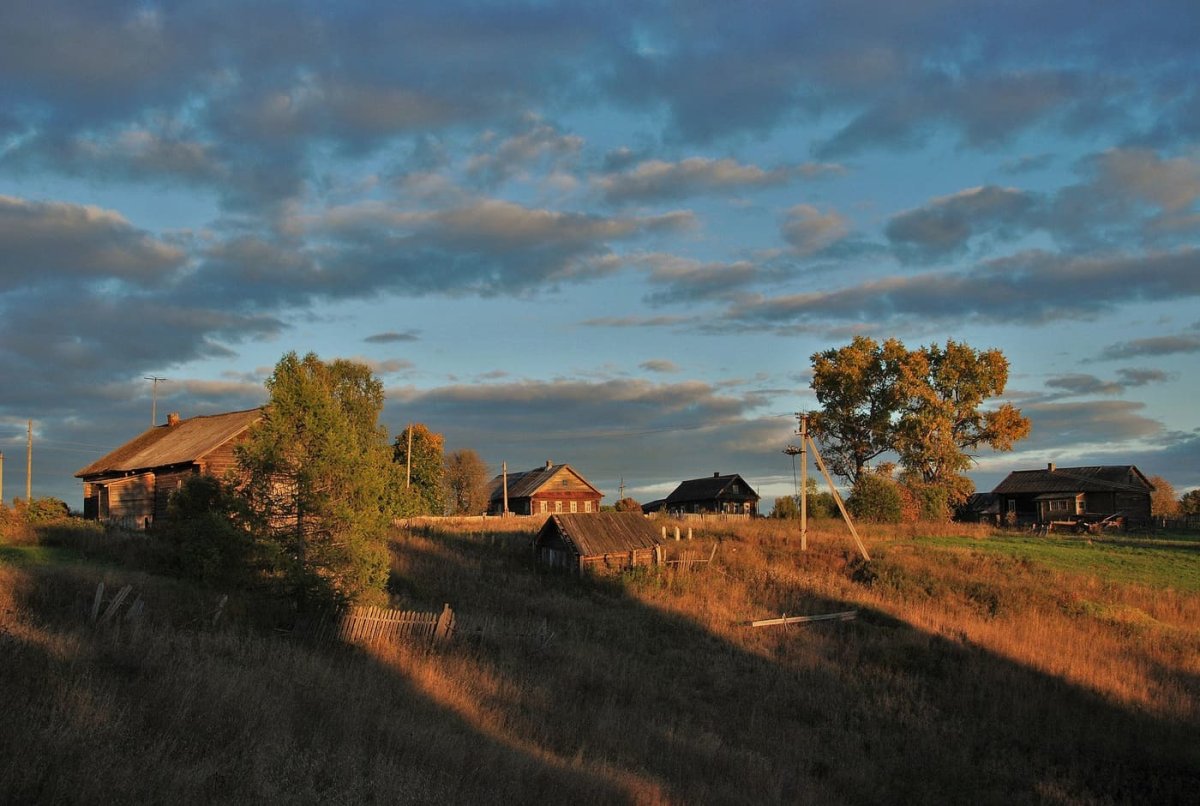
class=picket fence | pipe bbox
[314,603,455,646]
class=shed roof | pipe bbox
[991,465,1153,496]
[487,463,601,503]
[665,473,759,505]
[76,408,263,478]
[538,512,662,556]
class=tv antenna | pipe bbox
[145,376,168,426]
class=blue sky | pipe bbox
[2,0,1198,507]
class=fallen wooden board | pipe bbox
[745,610,857,628]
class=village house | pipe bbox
[990,463,1154,526]
[661,472,760,517]
[535,512,664,573]
[486,461,603,516]
[75,409,263,529]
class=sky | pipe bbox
[2,0,1198,509]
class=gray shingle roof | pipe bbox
[991,466,1152,495]
[486,463,600,503]
[664,473,758,505]
[537,512,662,556]
[75,409,263,477]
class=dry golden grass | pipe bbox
[2,516,1197,804]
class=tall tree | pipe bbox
[444,449,490,515]
[893,340,1030,504]
[808,338,1030,510]
[1148,475,1180,517]
[393,423,445,515]
[807,336,907,485]
[236,352,396,606]
[1179,489,1200,516]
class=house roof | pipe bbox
[991,465,1153,496]
[487,463,601,503]
[75,408,263,478]
[537,512,662,556]
[664,473,759,505]
[961,492,1001,515]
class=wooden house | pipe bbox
[535,512,663,573]
[990,463,1154,526]
[75,409,263,529]
[486,461,603,516]
[662,472,760,517]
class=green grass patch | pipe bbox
[916,533,1200,592]
[0,542,80,567]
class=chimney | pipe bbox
[1047,462,1056,472]
[545,459,553,470]
[713,471,720,478]
[167,412,181,427]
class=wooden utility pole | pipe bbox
[782,444,802,548]
[794,412,869,561]
[144,376,168,426]
[502,461,509,515]
[405,423,413,489]
[26,419,32,503]
[800,416,808,552]
[0,451,4,505]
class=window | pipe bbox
[584,501,592,513]
[570,500,577,513]
[1050,499,1069,512]
[555,500,563,513]
[540,500,548,514]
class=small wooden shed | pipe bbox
[535,512,664,573]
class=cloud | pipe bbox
[780,204,851,256]
[182,200,697,306]
[1020,400,1163,451]
[632,253,760,305]
[466,114,583,187]
[1043,374,1124,397]
[728,248,1200,327]
[364,330,420,344]
[639,359,680,374]
[0,196,185,292]
[1098,334,1200,359]
[580,314,692,328]
[596,158,841,203]
[885,186,1037,262]
[1115,368,1171,387]
[382,376,792,493]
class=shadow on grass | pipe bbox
[2,523,1197,804]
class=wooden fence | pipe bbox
[314,603,455,646]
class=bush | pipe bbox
[18,497,70,524]
[848,471,903,523]
[159,475,260,588]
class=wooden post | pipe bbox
[807,433,870,562]
[26,419,32,503]
[799,416,808,552]
[674,526,680,541]
[687,527,692,540]
[0,451,4,505]
[502,461,509,515]
[434,603,454,641]
[405,423,413,489]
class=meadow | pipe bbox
[1,515,1197,804]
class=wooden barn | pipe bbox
[487,461,603,516]
[991,463,1154,526]
[75,408,263,529]
[535,512,663,573]
[663,472,760,517]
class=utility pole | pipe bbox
[618,477,626,500]
[145,376,168,426]
[405,423,413,488]
[26,419,32,503]
[0,451,4,505]
[783,444,803,549]
[502,461,509,516]
[794,411,868,561]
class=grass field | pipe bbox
[2,516,1197,804]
